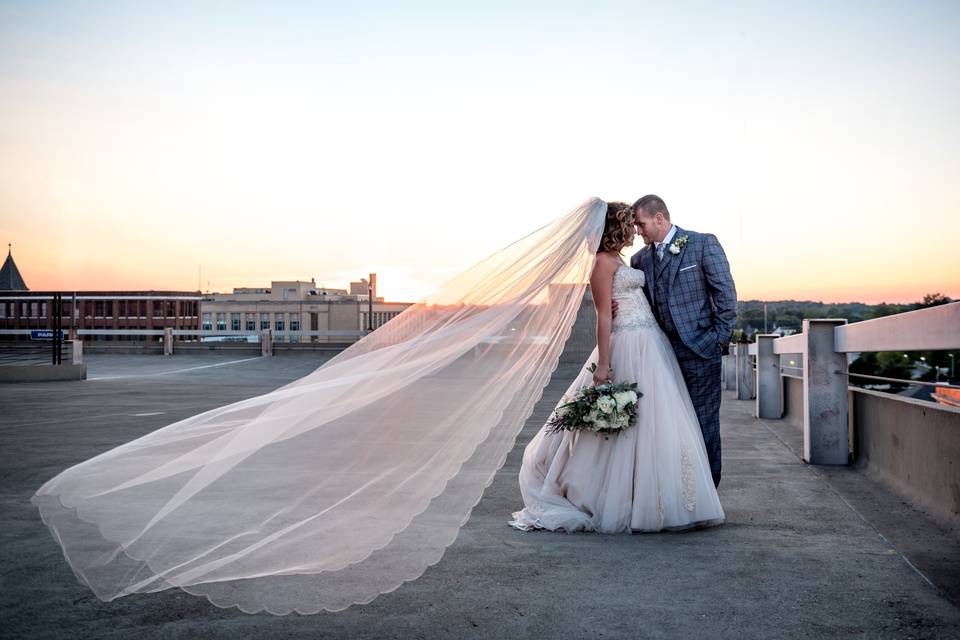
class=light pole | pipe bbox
[367,284,373,332]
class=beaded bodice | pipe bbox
[611,265,659,333]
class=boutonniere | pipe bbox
[669,234,689,255]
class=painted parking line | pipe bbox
[131,412,166,416]
[89,356,263,381]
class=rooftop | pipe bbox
[2,352,959,638]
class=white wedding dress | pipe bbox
[509,264,725,533]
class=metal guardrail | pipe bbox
[772,332,805,355]
[766,304,960,356]
[845,372,960,390]
[833,303,959,353]
[0,329,367,338]
[0,328,367,362]
[732,301,960,466]
[0,341,77,366]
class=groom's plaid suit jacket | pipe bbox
[630,226,736,481]
[629,227,737,359]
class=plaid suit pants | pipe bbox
[669,334,723,485]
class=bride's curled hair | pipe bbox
[598,201,635,253]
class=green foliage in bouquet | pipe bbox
[545,363,642,436]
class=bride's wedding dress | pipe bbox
[509,264,725,533]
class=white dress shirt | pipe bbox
[654,224,677,258]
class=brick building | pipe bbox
[0,290,201,341]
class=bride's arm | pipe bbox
[589,256,618,385]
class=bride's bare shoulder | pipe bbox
[593,251,622,273]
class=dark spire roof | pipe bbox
[1,243,29,290]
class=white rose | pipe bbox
[669,244,681,255]
[596,396,616,414]
[613,391,634,409]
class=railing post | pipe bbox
[736,342,753,400]
[261,329,273,357]
[802,319,848,465]
[755,334,781,419]
[163,327,174,356]
[723,346,737,391]
[71,339,83,365]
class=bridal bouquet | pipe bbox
[546,364,641,444]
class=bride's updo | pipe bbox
[598,201,635,253]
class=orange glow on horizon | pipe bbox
[10,242,958,307]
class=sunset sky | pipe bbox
[1,1,958,304]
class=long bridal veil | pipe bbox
[32,197,608,614]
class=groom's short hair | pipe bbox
[633,194,670,220]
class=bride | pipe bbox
[509,202,724,533]
[32,198,718,616]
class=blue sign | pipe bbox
[31,330,66,341]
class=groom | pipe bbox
[628,195,736,487]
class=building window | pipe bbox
[245,313,256,331]
[0,302,6,318]
[290,313,300,332]
[216,312,226,331]
[275,313,285,332]
[153,302,163,318]
[202,312,212,331]
[139,300,147,317]
[261,312,269,330]
[231,312,241,331]
[167,301,176,317]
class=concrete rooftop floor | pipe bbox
[2,352,959,639]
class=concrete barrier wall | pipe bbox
[0,364,86,383]
[780,377,959,528]
[782,376,804,432]
[82,341,354,356]
[852,389,960,530]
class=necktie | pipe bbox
[656,242,665,262]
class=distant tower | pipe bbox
[0,243,29,290]
[369,273,377,300]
